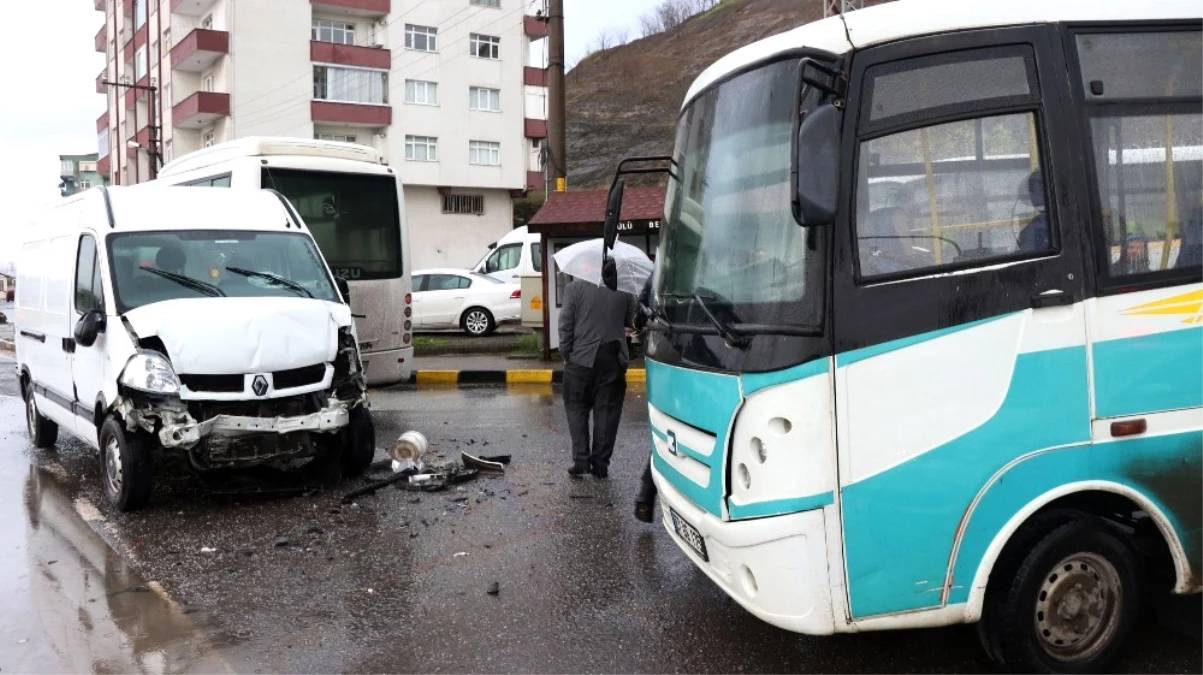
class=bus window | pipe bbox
[1074,29,1203,279]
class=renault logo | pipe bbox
[252,375,269,397]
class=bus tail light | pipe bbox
[403,333,411,345]
[510,289,521,299]
[404,293,412,305]
[404,306,412,318]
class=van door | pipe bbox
[32,224,85,431]
[831,27,1092,620]
[70,233,108,447]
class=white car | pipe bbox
[412,269,520,336]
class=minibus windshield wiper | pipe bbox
[226,267,314,298]
[140,266,226,298]
[693,292,749,349]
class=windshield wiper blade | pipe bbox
[226,267,314,298]
[693,292,749,349]
[140,266,226,298]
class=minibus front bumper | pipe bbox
[651,460,838,635]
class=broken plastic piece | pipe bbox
[462,452,506,474]
[487,582,500,595]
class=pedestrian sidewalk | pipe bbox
[400,353,646,386]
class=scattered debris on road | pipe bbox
[487,582,500,595]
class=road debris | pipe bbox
[461,452,509,474]
[453,551,469,558]
[200,546,216,554]
[274,537,291,548]
[487,582,500,595]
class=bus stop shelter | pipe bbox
[526,186,666,359]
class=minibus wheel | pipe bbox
[24,380,58,449]
[983,517,1140,673]
[340,406,376,478]
[98,416,153,512]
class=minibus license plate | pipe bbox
[670,509,708,562]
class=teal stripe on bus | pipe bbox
[727,492,834,520]
[1093,326,1203,419]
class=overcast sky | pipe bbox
[0,0,647,269]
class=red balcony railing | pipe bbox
[525,118,548,139]
[311,41,391,70]
[311,101,392,127]
[171,28,230,72]
[172,91,231,128]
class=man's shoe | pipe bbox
[591,465,609,479]
[568,464,590,478]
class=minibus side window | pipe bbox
[854,46,1053,281]
[1072,29,1203,282]
[74,235,104,314]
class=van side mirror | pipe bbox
[334,277,351,304]
[794,103,841,226]
[74,309,106,348]
[602,178,626,251]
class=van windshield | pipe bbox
[107,230,339,312]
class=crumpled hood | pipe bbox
[123,297,353,375]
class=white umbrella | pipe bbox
[553,239,653,296]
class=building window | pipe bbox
[78,180,92,190]
[134,0,147,29]
[203,130,215,147]
[405,135,438,162]
[470,33,501,59]
[163,28,171,52]
[405,80,438,105]
[165,139,173,162]
[471,0,501,6]
[405,24,437,52]
[98,130,110,158]
[135,47,147,81]
[469,140,501,166]
[80,161,97,172]
[443,194,485,215]
[313,19,356,46]
[60,160,75,177]
[313,66,389,104]
[469,86,500,112]
[202,74,214,92]
[317,133,358,144]
[201,14,213,29]
[164,83,171,107]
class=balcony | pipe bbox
[172,91,230,129]
[524,66,548,87]
[122,0,133,17]
[97,111,110,133]
[524,15,549,39]
[172,28,229,72]
[525,118,548,139]
[310,0,390,17]
[170,0,220,16]
[311,40,391,70]
[94,0,104,10]
[311,101,391,127]
[98,155,111,177]
[527,171,543,191]
[96,70,107,94]
[95,24,107,53]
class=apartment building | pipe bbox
[58,153,108,196]
[93,0,550,268]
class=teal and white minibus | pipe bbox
[600,0,1201,671]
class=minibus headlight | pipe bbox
[120,352,181,395]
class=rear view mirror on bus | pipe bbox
[602,178,626,251]
[334,277,351,305]
[794,103,841,226]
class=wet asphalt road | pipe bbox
[0,354,1199,674]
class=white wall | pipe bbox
[229,0,313,140]
[405,186,514,270]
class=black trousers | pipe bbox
[563,341,626,470]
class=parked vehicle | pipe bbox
[154,137,413,387]
[471,226,542,283]
[604,1,1202,673]
[15,185,376,511]
[411,269,520,336]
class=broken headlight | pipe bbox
[120,351,181,395]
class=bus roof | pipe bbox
[158,136,384,177]
[685,0,1201,109]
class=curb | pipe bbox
[408,368,646,386]
[0,338,12,353]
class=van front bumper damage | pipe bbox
[154,402,351,449]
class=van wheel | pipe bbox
[99,417,153,512]
[340,406,376,478]
[981,517,1139,674]
[461,307,495,336]
[24,380,58,448]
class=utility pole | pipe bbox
[103,78,162,180]
[547,0,566,193]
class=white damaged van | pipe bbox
[15,185,376,511]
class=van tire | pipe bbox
[981,517,1140,674]
[24,380,58,449]
[461,307,495,336]
[340,406,376,478]
[99,417,154,512]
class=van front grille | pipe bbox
[273,364,327,389]
[179,373,244,393]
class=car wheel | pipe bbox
[99,416,154,512]
[981,516,1140,674]
[24,380,58,449]
[340,405,376,478]
[461,307,495,337]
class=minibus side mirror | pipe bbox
[794,103,841,227]
[602,178,626,252]
[334,277,351,305]
[74,309,106,348]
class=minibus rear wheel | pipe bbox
[99,416,154,512]
[983,517,1140,673]
[24,380,59,449]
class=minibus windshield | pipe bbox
[107,230,339,312]
[656,58,824,332]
